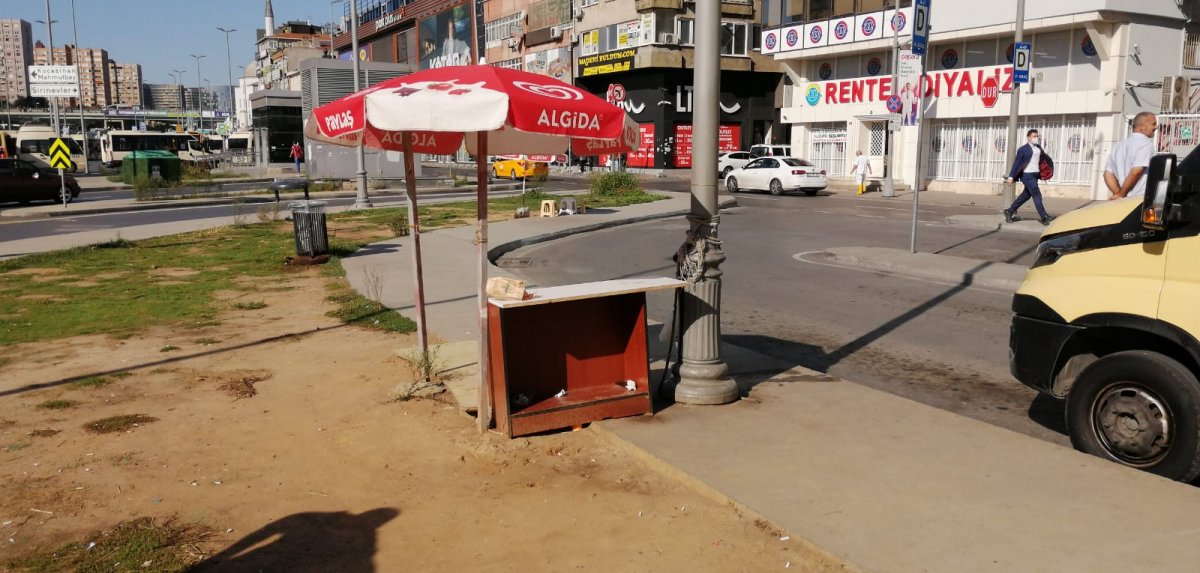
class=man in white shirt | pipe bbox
[1104,112,1157,200]
[850,150,871,195]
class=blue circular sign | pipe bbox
[805,85,821,106]
[810,25,823,44]
[886,95,902,113]
[834,21,849,40]
[891,12,906,32]
[765,32,777,50]
[1081,35,1097,57]
[785,29,799,47]
[861,17,877,37]
[866,57,882,76]
[819,62,833,80]
[941,49,959,69]
[1006,43,1015,63]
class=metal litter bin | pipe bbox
[289,200,329,256]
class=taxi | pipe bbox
[491,155,550,180]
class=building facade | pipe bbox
[32,42,122,108]
[108,61,143,107]
[255,22,331,91]
[0,19,33,102]
[764,0,1200,199]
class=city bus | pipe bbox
[15,124,86,172]
[98,130,217,168]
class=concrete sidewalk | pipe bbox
[339,195,1200,572]
[800,246,1028,293]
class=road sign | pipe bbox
[980,77,1000,108]
[1013,42,1031,84]
[28,65,78,84]
[48,138,73,170]
[912,0,930,55]
[30,83,80,98]
[886,95,903,113]
[888,114,901,132]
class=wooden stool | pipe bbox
[539,199,559,217]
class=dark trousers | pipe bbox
[1007,173,1048,220]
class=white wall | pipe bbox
[931,0,1185,35]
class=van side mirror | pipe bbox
[1143,154,1177,231]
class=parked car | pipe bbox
[0,158,81,204]
[718,151,754,178]
[724,156,827,196]
[491,155,549,180]
[749,144,793,158]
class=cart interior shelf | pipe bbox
[488,277,684,437]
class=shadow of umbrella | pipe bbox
[304,65,638,432]
[188,508,399,573]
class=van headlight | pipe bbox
[1032,231,1085,268]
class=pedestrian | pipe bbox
[289,141,304,174]
[1002,129,1055,225]
[1104,111,1157,200]
[850,150,871,195]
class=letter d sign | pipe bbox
[912,0,930,55]
[1013,42,1031,84]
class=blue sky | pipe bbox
[4,0,338,85]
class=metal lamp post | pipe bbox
[69,0,89,172]
[217,27,236,143]
[674,0,737,405]
[171,69,186,129]
[37,0,60,135]
[190,54,206,132]
[348,0,372,208]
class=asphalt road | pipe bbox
[496,189,1071,446]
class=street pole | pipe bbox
[1003,0,1025,207]
[910,49,929,253]
[172,69,186,130]
[191,54,206,133]
[882,11,899,198]
[218,27,237,145]
[349,0,372,207]
[674,0,737,405]
[40,0,60,136]
[69,0,89,173]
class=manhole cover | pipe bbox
[496,257,532,268]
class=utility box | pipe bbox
[121,150,181,184]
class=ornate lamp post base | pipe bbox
[674,214,738,406]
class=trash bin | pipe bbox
[121,150,181,184]
[289,200,329,257]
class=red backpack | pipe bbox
[1037,147,1054,181]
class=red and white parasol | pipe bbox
[305,65,637,432]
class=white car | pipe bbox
[718,151,754,177]
[724,156,827,196]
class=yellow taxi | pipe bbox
[491,155,550,180]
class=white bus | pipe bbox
[15,125,86,172]
[99,130,217,168]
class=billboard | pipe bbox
[525,48,572,81]
[419,3,474,69]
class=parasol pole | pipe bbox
[476,132,492,433]
[401,132,429,362]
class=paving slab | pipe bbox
[946,213,1048,234]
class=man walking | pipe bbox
[1002,129,1053,225]
[289,141,303,174]
[850,150,871,195]
[1104,111,1157,200]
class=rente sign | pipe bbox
[804,65,1014,106]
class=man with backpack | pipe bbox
[1002,129,1055,225]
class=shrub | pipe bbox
[387,214,410,237]
[588,171,642,197]
[131,176,179,201]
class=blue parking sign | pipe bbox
[1013,42,1031,84]
[912,0,930,55]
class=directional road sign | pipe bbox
[912,0,930,56]
[1013,42,1031,84]
[28,65,78,84]
[48,138,73,170]
[30,83,80,98]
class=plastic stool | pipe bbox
[539,199,559,217]
[559,197,577,215]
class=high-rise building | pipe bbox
[0,19,34,102]
[32,40,71,66]
[108,61,143,107]
[32,42,113,108]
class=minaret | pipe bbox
[264,0,275,35]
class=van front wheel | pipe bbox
[1066,350,1200,482]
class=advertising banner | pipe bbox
[527,0,570,31]
[419,3,474,69]
[579,49,636,77]
[898,50,923,127]
[524,48,572,81]
[800,64,1014,108]
[854,12,884,42]
[828,16,855,46]
[672,124,741,168]
[627,123,655,168]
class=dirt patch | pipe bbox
[4,268,63,277]
[16,294,70,302]
[0,266,810,572]
[148,267,201,278]
[59,280,101,288]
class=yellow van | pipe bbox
[1010,150,1200,481]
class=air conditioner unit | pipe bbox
[551,27,564,40]
[507,38,520,51]
[574,7,585,20]
[1161,75,1189,113]
[658,32,677,45]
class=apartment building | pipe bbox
[255,21,331,91]
[0,19,33,102]
[108,61,143,107]
[763,0,1200,199]
[32,42,117,108]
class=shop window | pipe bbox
[1033,31,1070,93]
[808,0,833,20]
[965,39,997,68]
[1068,29,1100,91]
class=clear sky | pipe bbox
[4,0,338,85]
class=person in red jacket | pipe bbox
[289,142,303,173]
